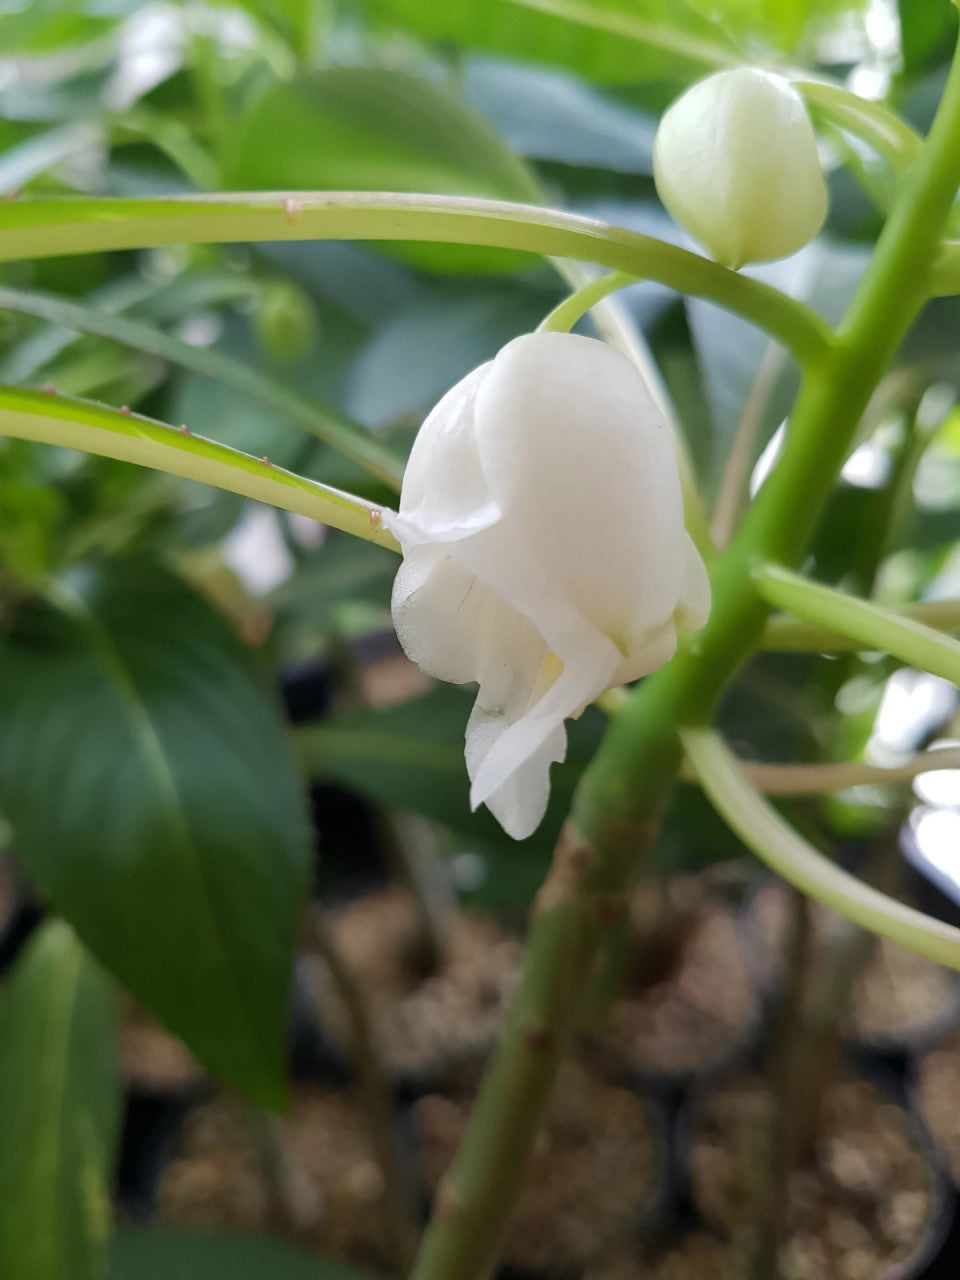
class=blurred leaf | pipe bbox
[269,535,396,637]
[0,561,312,1107]
[359,0,737,84]
[345,279,555,427]
[464,58,657,171]
[688,242,869,496]
[0,921,120,1280]
[0,3,120,54]
[294,684,605,857]
[228,66,542,274]
[899,0,957,78]
[0,122,101,194]
[109,1227,372,1280]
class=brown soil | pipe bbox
[586,1233,730,1280]
[300,886,521,1083]
[119,993,205,1093]
[156,1086,396,1271]
[747,881,959,1043]
[915,1029,960,1182]
[585,893,756,1079]
[688,1073,934,1279]
[412,1059,662,1273]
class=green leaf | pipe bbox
[359,0,738,83]
[463,58,657,172]
[0,921,120,1280]
[0,562,312,1106]
[109,1227,373,1280]
[899,0,958,78]
[228,66,542,274]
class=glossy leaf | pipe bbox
[0,562,312,1106]
[0,921,120,1280]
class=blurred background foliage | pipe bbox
[2,1,960,1277]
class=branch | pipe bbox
[0,285,404,489]
[681,728,960,969]
[0,385,399,551]
[679,744,960,795]
[0,193,835,369]
[754,563,960,683]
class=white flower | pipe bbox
[384,332,710,840]
[653,67,827,269]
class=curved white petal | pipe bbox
[386,331,712,840]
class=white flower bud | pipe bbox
[384,332,710,841]
[653,67,827,269]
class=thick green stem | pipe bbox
[409,35,960,1280]
[0,193,833,369]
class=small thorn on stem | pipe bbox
[178,423,191,435]
[119,404,132,416]
[283,197,303,226]
[369,507,382,529]
[261,456,273,467]
[42,381,56,395]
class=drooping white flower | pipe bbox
[384,332,710,840]
[653,67,827,269]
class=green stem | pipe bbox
[797,80,922,169]
[754,563,960,683]
[409,33,960,1280]
[681,729,960,969]
[0,385,398,551]
[760,597,960,650]
[0,194,834,369]
[0,286,404,488]
[538,270,637,333]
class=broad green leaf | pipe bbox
[899,0,957,79]
[358,0,737,83]
[228,66,542,274]
[0,921,120,1280]
[109,1227,373,1280]
[464,58,657,172]
[0,561,312,1106]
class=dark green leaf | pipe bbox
[228,66,542,274]
[0,921,120,1280]
[899,0,957,78]
[0,561,311,1107]
[109,1227,373,1280]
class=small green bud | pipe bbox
[653,67,828,269]
[254,279,317,363]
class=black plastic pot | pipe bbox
[674,1057,955,1280]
